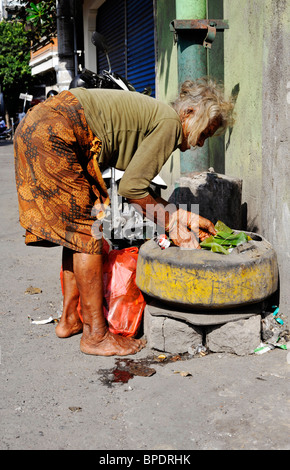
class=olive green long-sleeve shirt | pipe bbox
[71,88,183,199]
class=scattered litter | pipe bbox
[170,355,182,362]
[125,361,156,378]
[199,350,208,357]
[188,344,208,357]
[254,342,287,355]
[174,371,192,377]
[155,234,171,249]
[154,354,183,363]
[69,407,82,412]
[254,343,275,355]
[156,354,167,362]
[272,305,284,325]
[25,286,42,295]
[259,305,290,354]
[28,312,61,325]
[270,343,287,350]
[29,315,55,325]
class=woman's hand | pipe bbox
[187,211,217,241]
[167,209,216,248]
[128,194,216,249]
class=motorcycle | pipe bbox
[70,31,151,95]
[69,32,164,248]
[0,127,12,141]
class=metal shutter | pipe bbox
[96,0,126,76]
[126,0,155,96]
[96,0,155,96]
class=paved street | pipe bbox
[0,141,289,451]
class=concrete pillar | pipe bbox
[56,0,75,90]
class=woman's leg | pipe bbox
[55,247,83,338]
[73,251,146,356]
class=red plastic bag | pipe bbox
[60,245,146,337]
[102,246,146,337]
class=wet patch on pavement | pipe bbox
[97,353,190,387]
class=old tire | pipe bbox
[136,233,278,309]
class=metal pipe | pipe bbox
[175,0,209,174]
[124,0,128,79]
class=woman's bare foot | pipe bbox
[80,328,146,356]
[55,314,83,338]
[72,251,146,356]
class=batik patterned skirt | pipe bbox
[14,91,110,254]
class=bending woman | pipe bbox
[14,77,234,356]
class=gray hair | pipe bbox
[171,77,235,147]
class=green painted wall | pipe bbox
[207,0,226,174]
[223,0,290,316]
[224,1,264,232]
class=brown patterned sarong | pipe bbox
[14,91,110,254]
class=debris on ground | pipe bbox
[28,312,61,325]
[68,407,82,412]
[25,286,42,295]
[256,305,290,354]
[188,344,208,357]
[173,371,192,377]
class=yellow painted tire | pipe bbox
[136,233,278,309]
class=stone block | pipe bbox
[206,315,261,356]
[144,307,165,351]
[144,305,203,354]
[168,170,243,229]
[163,316,203,354]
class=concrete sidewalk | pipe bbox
[1,141,289,451]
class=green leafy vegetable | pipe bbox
[214,220,233,234]
[200,220,249,255]
[210,243,229,255]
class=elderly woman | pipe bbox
[14,77,234,356]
